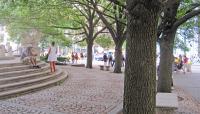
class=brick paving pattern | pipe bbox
[174,87,200,114]
[0,66,124,114]
[0,65,200,114]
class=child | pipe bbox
[48,42,57,73]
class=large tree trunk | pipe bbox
[123,1,160,113]
[198,31,200,57]
[114,44,123,73]
[158,30,176,92]
[86,40,93,68]
[198,17,200,57]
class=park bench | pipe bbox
[99,65,104,70]
[105,66,110,71]
[71,64,85,67]
[99,65,110,71]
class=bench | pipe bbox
[99,65,110,71]
[105,66,110,71]
[71,64,85,67]
[156,93,178,114]
[99,65,104,70]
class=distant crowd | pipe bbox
[157,54,191,75]
[71,52,84,64]
[173,55,191,73]
[102,53,125,67]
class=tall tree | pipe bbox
[124,0,161,114]
[176,23,195,54]
[68,0,106,68]
[0,0,105,68]
[198,16,200,57]
[91,0,126,73]
[95,35,114,49]
[0,0,73,46]
[157,0,200,92]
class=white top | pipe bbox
[47,46,57,61]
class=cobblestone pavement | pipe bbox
[0,65,124,114]
[173,65,200,114]
[174,87,200,114]
[173,65,200,103]
[0,65,200,114]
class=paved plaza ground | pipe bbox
[0,65,124,114]
[173,65,200,114]
[0,62,200,114]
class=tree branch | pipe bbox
[91,1,117,39]
[64,32,85,35]
[93,26,107,39]
[173,8,200,28]
[185,3,200,14]
[74,38,86,44]
[83,26,89,38]
[107,0,126,9]
[73,5,89,20]
[50,25,83,30]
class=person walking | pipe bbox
[108,54,113,66]
[74,53,79,64]
[183,55,189,74]
[71,52,75,64]
[103,53,108,66]
[48,42,57,73]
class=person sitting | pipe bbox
[21,46,40,68]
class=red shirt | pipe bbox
[183,57,188,64]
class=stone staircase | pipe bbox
[0,61,68,99]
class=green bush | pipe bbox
[57,57,70,62]
[40,56,70,62]
[40,55,48,62]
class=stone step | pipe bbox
[0,71,68,99]
[0,62,46,73]
[0,56,15,60]
[0,70,63,92]
[0,65,49,78]
[0,62,23,68]
[0,70,50,85]
[0,60,41,68]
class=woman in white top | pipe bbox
[48,41,57,72]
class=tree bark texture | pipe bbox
[86,14,95,69]
[92,1,126,73]
[198,17,200,57]
[114,44,123,73]
[157,0,180,92]
[86,40,93,68]
[198,31,200,57]
[123,1,160,114]
[157,0,200,92]
[157,31,176,92]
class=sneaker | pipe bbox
[36,65,41,68]
[33,66,37,69]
